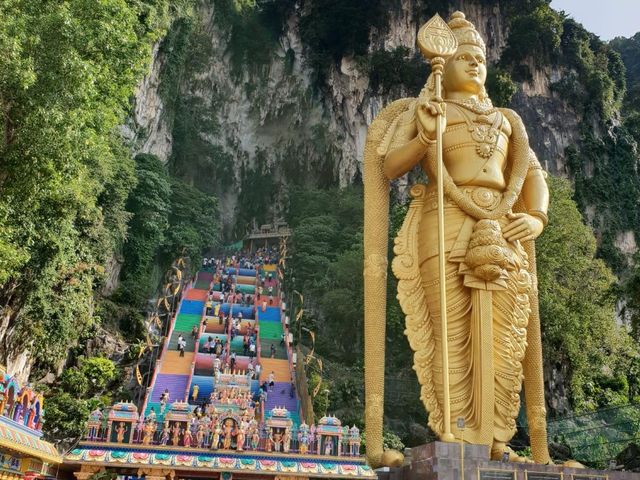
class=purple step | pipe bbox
[264,381,298,412]
[150,374,189,403]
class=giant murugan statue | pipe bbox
[363,12,552,466]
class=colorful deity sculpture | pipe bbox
[250,426,260,451]
[115,422,126,443]
[183,427,193,447]
[236,424,245,451]
[282,428,291,453]
[222,419,233,450]
[160,423,170,446]
[298,422,310,454]
[141,421,152,445]
[211,424,222,450]
[196,424,205,448]
[171,422,181,446]
[272,430,283,453]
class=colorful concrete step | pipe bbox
[259,358,291,383]
[259,321,283,340]
[168,331,196,352]
[236,284,255,294]
[229,336,246,355]
[174,313,202,331]
[236,275,257,285]
[225,268,256,277]
[264,381,298,412]
[159,351,194,374]
[259,339,288,360]
[186,288,208,301]
[220,304,255,319]
[194,280,210,290]
[257,306,281,322]
[203,319,226,334]
[197,271,214,283]
[150,373,189,403]
[179,300,205,315]
[189,375,214,403]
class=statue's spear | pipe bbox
[417,14,458,443]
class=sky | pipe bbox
[550,0,640,40]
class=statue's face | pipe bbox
[443,45,486,95]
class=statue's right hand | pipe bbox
[416,97,446,141]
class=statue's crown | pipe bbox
[448,11,486,54]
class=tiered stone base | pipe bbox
[376,442,639,480]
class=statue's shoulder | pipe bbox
[497,107,524,128]
[367,97,417,157]
[371,97,416,127]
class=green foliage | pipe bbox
[486,68,517,107]
[214,0,295,75]
[553,19,625,120]
[119,154,172,304]
[364,47,429,96]
[118,153,219,309]
[43,357,118,441]
[565,127,640,273]
[234,150,277,236]
[500,3,563,79]
[42,392,93,441]
[0,0,191,373]
[298,0,390,81]
[611,33,640,113]
[537,176,637,411]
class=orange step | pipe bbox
[186,289,208,301]
[160,351,194,374]
[259,358,291,382]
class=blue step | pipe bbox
[180,300,205,315]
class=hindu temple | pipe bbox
[0,366,62,480]
[61,237,373,480]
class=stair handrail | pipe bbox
[140,281,190,418]
[295,345,315,425]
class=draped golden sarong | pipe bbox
[413,185,531,445]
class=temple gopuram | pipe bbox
[63,248,373,480]
[0,366,62,480]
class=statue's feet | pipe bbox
[491,443,534,463]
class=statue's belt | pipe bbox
[421,185,503,213]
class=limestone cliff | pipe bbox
[129,0,632,241]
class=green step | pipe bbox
[174,313,202,331]
[195,280,210,290]
[259,322,283,340]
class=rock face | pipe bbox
[127,1,594,224]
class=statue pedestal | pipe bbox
[375,441,640,480]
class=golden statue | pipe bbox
[363,12,552,466]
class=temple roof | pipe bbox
[0,416,62,464]
[65,443,375,479]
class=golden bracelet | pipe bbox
[417,131,436,146]
[528,210,548,226]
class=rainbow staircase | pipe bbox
[143,271,211,422]
[142,261,302,428]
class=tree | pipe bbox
[537,176,637,411]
